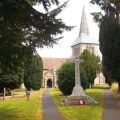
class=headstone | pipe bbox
[3,87,5,101]
[26,91,30,101]
[12,92,15,98]
[89,83,92,89]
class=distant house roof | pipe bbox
[42,57,70,70]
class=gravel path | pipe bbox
[42,88,64,120]
[103,88,120,120]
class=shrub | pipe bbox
[24,55,43,90]
[57,61,88,95]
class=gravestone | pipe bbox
[26,91,30,101]
[3,87,5,101]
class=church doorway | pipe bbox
[47,79,52,88]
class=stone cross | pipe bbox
[71,56,85,96]
[74,57,81,86]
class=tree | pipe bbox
[90,0,120,93]
[99,15,120,91]
[24,55,43,90]
[80,49,100,85]
[0,0,72,72]
[0,67,24,93]
[80,66,89,90]
[57,61,88,95]
[0,0,72,90]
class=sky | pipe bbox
[36,0,101,58]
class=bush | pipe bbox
[24,55,43,90]
[0,67,24,93]
[80,66,89,89]
[57,61,88,95]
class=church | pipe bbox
[71,6,99,57]
[42,57,70,88]
[41,6,104,88]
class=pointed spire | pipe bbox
[79,6,89,36]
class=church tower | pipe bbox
[71,6,99,58]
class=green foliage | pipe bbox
[90,0,120,89]
[99,15,120,84]
[57,61,88,95]
[90,0,120,26]
[102,69,112,86]
[80,66,89,89]
[90,0,115,15]
[24,55,43,90]
[0,0,72,93]
[80,49,100,85]
[57,61,75,95]
[0,67,24,92]
[0,0,72,74]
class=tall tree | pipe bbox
[80,49,100,85]
[90,0,120,93]
[0,0,72,71]
[99,15,120,92]
[0,0,72,90]
[24,55,43,90]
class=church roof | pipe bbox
[71,6,99,47]
[72,33,99,46]
[42,57,70,70]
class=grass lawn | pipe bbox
[0,88,45,120]
[49,85,104,120]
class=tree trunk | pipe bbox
[117,82,120,94]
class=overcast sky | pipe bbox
[36,0,100,58]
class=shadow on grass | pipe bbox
[92,86,104,89]
[52,94,65,98]
[92,85,110,90]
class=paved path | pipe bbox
[103,88,120,120]
[42,88,64,120]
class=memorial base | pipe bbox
[71,85,86,96]
[62,86,99,106]
[62,95,98,106]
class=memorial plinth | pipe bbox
[62,57,98,106]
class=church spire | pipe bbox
[79,6,89,36]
